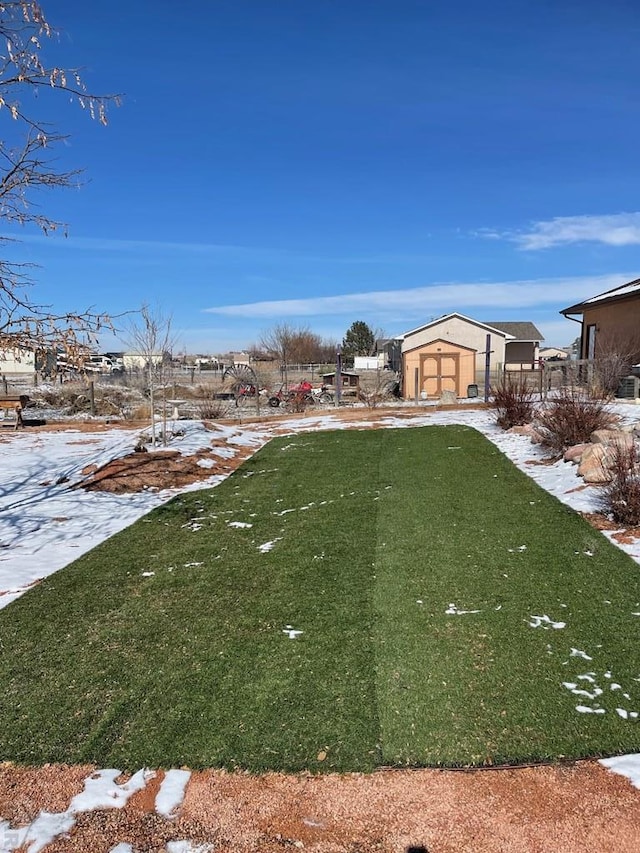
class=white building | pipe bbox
[0,347,36,376]
[122,352,165,370]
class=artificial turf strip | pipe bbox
[0,426,639,771]
[373,426,640,766]
[0,430,383,772]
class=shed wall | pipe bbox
[403,340,476,398]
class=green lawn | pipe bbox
[1,425,640,771]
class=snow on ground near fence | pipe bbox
[1,405,639,610]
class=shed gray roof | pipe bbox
[484,322,544,342]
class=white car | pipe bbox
[83,356,119,373]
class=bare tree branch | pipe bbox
[0,2,121,360]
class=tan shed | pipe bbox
[400,313,512,399]
[403,338,476,399]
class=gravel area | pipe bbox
[2,761,640,851]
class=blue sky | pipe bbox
[7,0,640,353]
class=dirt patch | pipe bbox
[580,511,640,544]
[2,761,640,851]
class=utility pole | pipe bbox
[483,334,493,403]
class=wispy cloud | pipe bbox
[483,213,640,250]
[204,273,631,319]
[7,232,437,266]
[9,233,272,256]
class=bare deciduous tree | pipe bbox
[124,305,174,448]
[258,323,333,385]
[0,2,120,362]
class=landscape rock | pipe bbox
[529,428,547,445]
[564,444,590,464]
[439,389,458,405]
[591,429,634,449]
[508,424,536,436]
[578,444,615,484]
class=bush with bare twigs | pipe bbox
[357,376,401,409]
[490,376,537,429]
[534,388,617,456]
[195,395,232,420]
[598,442,640,526]
[589,328,640,397]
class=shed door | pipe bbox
[421,353,460,397]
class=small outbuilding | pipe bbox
[485,321,544,367]
[321,370,360,392]
[0,347,36,377]
[400,314,511,398]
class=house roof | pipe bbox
[484,321,545,342]
[402,313,514,340]
[561,277,640,315]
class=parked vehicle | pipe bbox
[83,355,121,374]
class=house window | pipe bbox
[586,324,596,360]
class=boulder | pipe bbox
[439,389,458,405]
[508,424,536,435]
[564,444,590,464]
[529,429,547,445]
[591,429,634,449]
[578,444,615,483]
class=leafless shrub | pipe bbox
[490,376,536,429]
[598,442,640,526]
[195,396,231,420]
[588,328,640,397]
[35,385,90,414]
[357,376,400,408]
[130,403,151,421]
[534,388,617,456]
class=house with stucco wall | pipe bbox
[484,321,544,367]
[561,277,640,364]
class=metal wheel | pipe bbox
[222,365,258,405]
